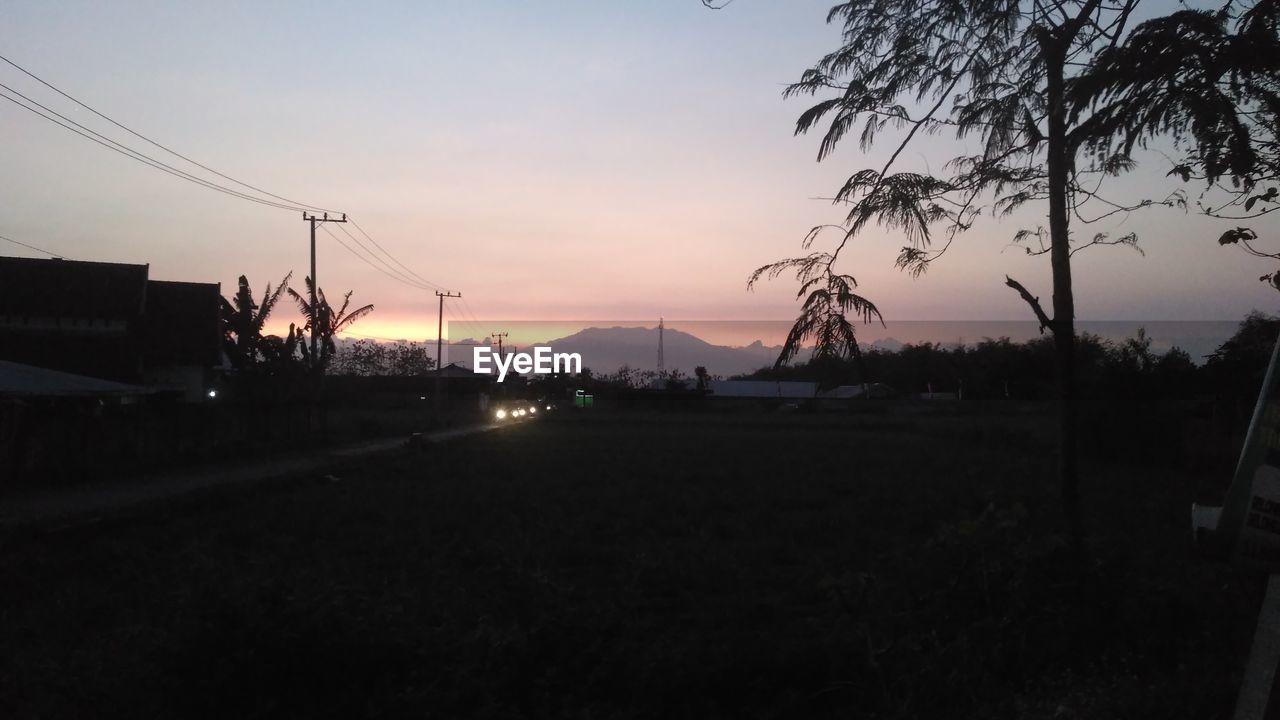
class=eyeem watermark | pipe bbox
[473,346,582,382]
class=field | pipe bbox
[0,410,1262,718]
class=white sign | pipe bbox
[1212,337,1280,568]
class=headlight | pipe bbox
[529,407,537,414]
[496,409,507,420]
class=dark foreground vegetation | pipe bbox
[0,408,1261,718]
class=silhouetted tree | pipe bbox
[663,368,687,391]
[331,339,435,376]
[1205,311,1280,396]
[219,272,293,371]
[747,0,1188,548]
[288,277,375,373]
[1069,0,1280,286]
[256,325,307,378]
[602,365,638,389]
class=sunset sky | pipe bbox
[1,0,1275,344]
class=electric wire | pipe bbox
[0,233,65,258]
[0,55,469,321]
[458,295,490,338]
[448,297,486,342]
[317,223,437,292]
[0,53,342,215]
[348,218,448,291]
[445,304,488,350]
[0,59,448,294]
[0,86,307,212]
[333,222,434,291]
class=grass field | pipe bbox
[0,410,1262,718]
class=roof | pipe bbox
[140,280,222,366]
[819,383,895,399]
[0,360,151,398]
[708,380,818,399]
[0,256,149,319]
[439,362,488,379]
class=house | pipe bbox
[707,380,819,399]
[0,359,154,482]
[0,359,152,399]
[427,361,498,405]
[818,383,896,400]
[0,256,221,401]
[701,380,819,409]
[0,256,148,381]
[139,280,222,401]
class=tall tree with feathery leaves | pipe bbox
[749,0,1204,549]
[1068,0,1280,286]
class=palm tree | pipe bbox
[219,272,292,371]
[288,276,374,372]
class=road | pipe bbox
[0,421,508,530]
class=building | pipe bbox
[139,280,223,401]
[0,256,222,401]
[707,380,819,399]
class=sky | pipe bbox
[1,0,1276,344]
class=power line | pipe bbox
[0,54,468,321]
[318,223,418,287]
[0,53,341,215]
[445,299,476,338]
[318,223,437,291]
[458,295,491,337]
[0,86,307,212]
[445,299,485,342]
[0,233,65,258]
[334,222,435,290]
[1,84,461,314]
[445,303,478,341]
[348,218,448,291]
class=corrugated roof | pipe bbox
[819,383,895,399]
[708,380,818,399]
[0,360,151,397]
[0,256,148,319]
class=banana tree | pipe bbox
[288,276,374,373]
[219,272,293,371]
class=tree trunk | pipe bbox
[1045,50,1083,554]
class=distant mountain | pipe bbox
[867,337,903,352]
[543,326,781,378]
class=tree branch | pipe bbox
[1005,275,1053,333]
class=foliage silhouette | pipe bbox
[1069,0,1280,286]
[287,276,375,373]
[330,339,436,377]
[747,0,1207,548]
[219,272,294,372]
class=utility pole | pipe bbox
[491,332,508,359]
[434,291,461,415]
[302,212,347,363]
[658,317,665,374]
